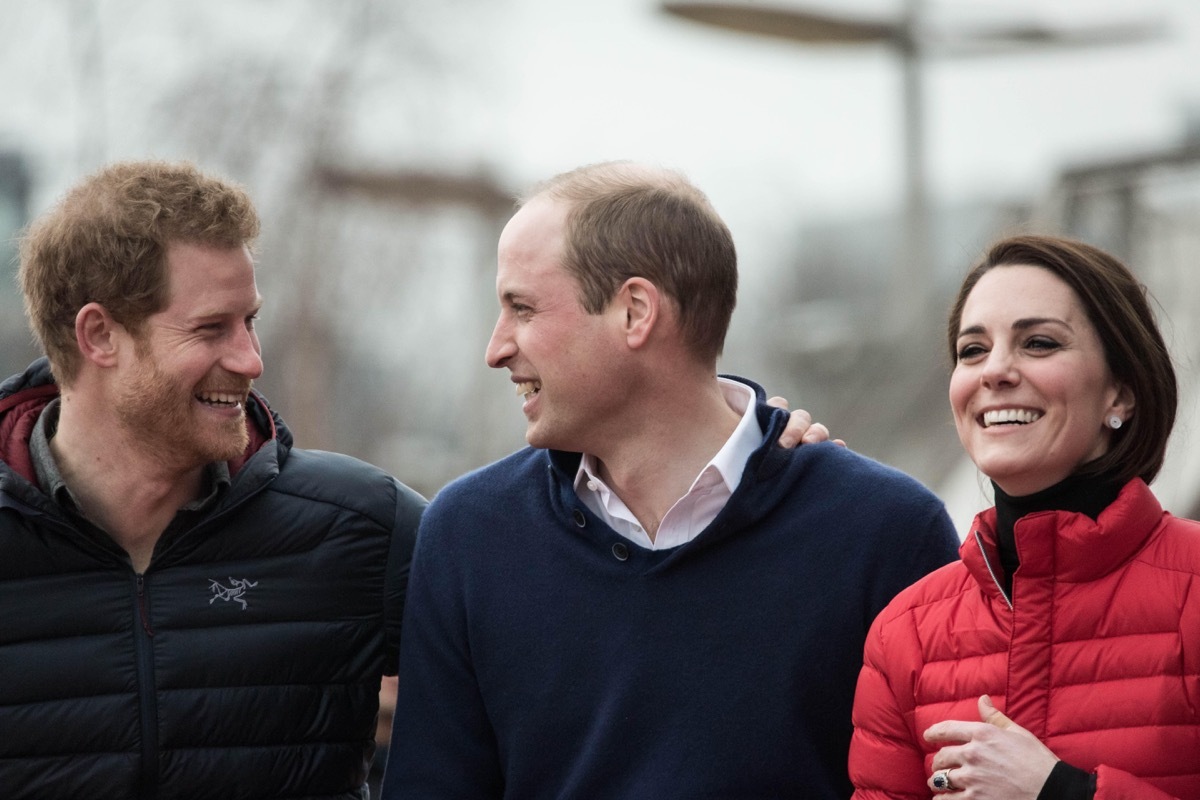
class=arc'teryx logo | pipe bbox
[208,577,259,610]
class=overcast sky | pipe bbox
[496,0,1195,217]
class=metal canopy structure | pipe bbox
[660,0,1166,332]
[660,2,1165,53]
[660,3,894,44]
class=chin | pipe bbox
[524,431,552,450]
[976,464,1041,495]
[969,448,1029,479]
[199,427,250,463]
[524,426,575,453]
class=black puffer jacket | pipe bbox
[0,359,425,800]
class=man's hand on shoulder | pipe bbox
[768,396,845,450]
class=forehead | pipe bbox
[496,196,573,287]
[161,242,259,308]
[963,264,1085,322]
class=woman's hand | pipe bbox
[923,695,1059,798]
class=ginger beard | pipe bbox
[117,340,251,467]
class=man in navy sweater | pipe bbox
[384,162,959,798]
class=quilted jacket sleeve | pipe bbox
[848,607,1187,800]
[382,478,426,674]
[1095,766,1180,800]
[849,609,931,800]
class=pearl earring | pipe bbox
[1107,415,1123,430]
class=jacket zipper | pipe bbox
[134,574,160,797]
[973,530,1013,611]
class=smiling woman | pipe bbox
[948,264,1132,498]
[849,234,1200,800]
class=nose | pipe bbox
[979,346,1017,389]
[485,313,515,369]
[227,323,264,380]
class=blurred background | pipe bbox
[1,0,1198,534]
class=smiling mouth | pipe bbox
[982,409,1042,427]
[515,381,541,400]
[197,390,246,410]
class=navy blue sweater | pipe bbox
[385,398,958,799]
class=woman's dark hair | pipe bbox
[947,234,1177,486]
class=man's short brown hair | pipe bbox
[19,160,260,384]
[523,162,737,364]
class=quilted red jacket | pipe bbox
[849,478,1200,800]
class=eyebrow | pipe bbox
[957,317,1071,339]
[192,297,264,321]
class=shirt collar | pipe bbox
[29,397,231,515]
[29,397,71,507]
[573,376,762,499]
[709,377,761,494]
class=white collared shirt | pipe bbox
[573,378,763,550]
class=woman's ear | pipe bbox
[1107,382,1136,426]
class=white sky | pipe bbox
[486,0,1199,253]
[9,0,1197,253]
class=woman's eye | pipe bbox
[957,343,986,361]
[1026,337,1060,352]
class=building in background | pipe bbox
[0,150,35,371]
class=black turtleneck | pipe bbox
[990,471,1121,800]
[992,471,1122,599]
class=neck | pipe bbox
[993,471,1121,519]
[53,390,207,572]
[591,376,742,539]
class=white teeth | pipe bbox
[198,392,242,407]
[515,381,541,399]
[983,408,1042,427]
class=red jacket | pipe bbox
[849,479,1200,800]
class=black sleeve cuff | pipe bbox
[1037,760,1096,800]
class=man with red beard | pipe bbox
[0,160,426,799]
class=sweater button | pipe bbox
[572,509,586,527]
[611,542,629,561]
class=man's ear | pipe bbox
[74,302,126,368]
[617,277,660,350]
